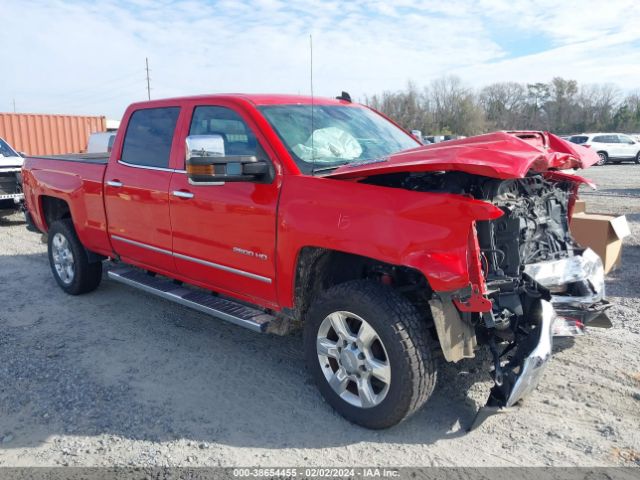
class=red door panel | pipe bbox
[169,173,279,305]
[104,163,175,272]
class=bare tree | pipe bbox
[575,83,620,132]
[427,76,485,135]
[479,82,527,130]
[366,81,430,133]
[545,77,579,134]
[366,77,636,136]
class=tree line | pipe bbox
[365,76,640,136]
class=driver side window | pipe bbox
[189,106,259,157]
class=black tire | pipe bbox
[304,280,437,429]
[596,152,608,166]
[47,219,102,295]
[635,152,640,164]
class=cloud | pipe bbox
[1,0,638,119]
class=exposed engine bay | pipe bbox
[363,170,609,326]
[362,170,611,420]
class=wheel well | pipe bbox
[40,196,71,229]
[291,247,432,323]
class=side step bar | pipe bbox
[107,268,274,333]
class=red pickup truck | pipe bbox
[22,93,610,429]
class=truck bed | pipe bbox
[29,153,109,164]
[22,154,111,256]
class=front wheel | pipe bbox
[635,152,640,164]
[304,280,437,429]
[48,219,102,295]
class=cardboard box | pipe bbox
[570,213,631,274]
[573,199,587,214]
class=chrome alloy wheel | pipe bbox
[316,311,391,408]
[51,232,75,285]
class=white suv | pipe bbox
[568,133,640,165]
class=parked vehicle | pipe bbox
[0,137,24,217]
[86,131,117,153]
[423,134,466,144]
[568,133,640,165]
[22,94,609,429]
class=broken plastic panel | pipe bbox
[524,248,605,308]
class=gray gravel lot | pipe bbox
[0,165,638,467]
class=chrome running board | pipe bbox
[107,267,274,333]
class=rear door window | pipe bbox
[592,135,610,143]
[121,107,180,168]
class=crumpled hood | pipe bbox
[326,131,600,180]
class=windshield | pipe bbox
[259,105,419,174]
[0,138,19,158]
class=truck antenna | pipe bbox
[145,57,151,100]
[310,34,315,173]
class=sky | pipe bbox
[1,0,639,120]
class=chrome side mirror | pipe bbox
[185,135,270,184]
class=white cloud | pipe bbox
[1,0,638,119]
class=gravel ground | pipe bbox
[0,165,638,467]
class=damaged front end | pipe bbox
[342,131,607,427]
[470,173,611,425]
[366,168,610,427]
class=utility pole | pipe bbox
[12,98,16,113]
[145,58,151,100]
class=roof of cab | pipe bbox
[129,93,355,108]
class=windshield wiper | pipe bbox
[311,162,349,175]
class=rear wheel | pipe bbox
[48,219,102,295]
[596,152,608,166]
[304,280,437,429]
[635,152,640,164]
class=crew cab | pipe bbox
[22,94,610,429]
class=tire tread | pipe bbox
[305,280,437,429]
[47,219,102,295]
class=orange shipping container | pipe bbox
[0,113,106,156]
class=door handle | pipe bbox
[171,190,194,199]
[107,180,123,188]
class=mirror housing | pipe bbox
[185,134,270,184]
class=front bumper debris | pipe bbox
[524,248,612,336]
[470,300,554,430]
